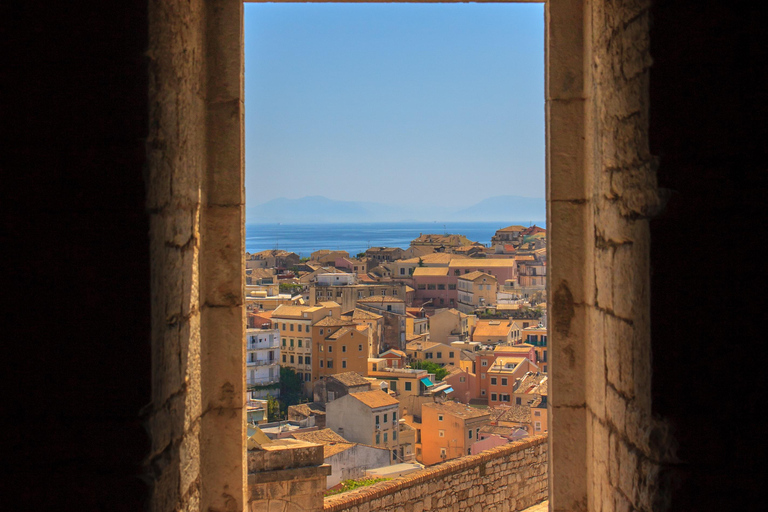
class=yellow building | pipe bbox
[405,340,458,367]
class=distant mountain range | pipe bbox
[246,195,545,224]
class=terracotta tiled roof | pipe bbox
[314,316,356,327]
[289,428,355,458]
[272,305,311,318]
[473,320,514,338]
[351,309,383,320]
[494,404,531,423]
[497,225,526,232]
[350,390,400,409]
[329,372,371,388]
[424,401,489,419]
[459,271,496,282]
[326,326,357,340]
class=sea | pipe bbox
[245,221,546,258]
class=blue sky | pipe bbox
[244,3,544,209]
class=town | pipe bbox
[243,224,548,492]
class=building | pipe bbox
[420,401,490,465]
[405,340,458,367]
[289,428,391,488]
[356,296,408,351]
[245,327,281,399]
[410,233,473,249]
[491,225,527,247]
[313,371,371,403]
[487,357,539,407]
[309,281,406,312]
[411,266,456,308]
[472,318,522,345]
[365,246,404,263]
[457,271,498,313]
[326,390,402,463]
[428,308,473,344]
[311,317,369,381]
[448,258,518,286]
[272,304,335,384]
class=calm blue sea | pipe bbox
[245,221,546,258]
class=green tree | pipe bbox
[417,257,425,267]
[278,366,304,415]
[409,360,448,381]
[266,395,281,422]
[356,252,366,259]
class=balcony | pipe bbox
[247,377,279,387]
[247,339,280,350]
[246,359,278,367]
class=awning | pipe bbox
[443,387,454,394]
[420,377,434,387]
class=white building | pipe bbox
[246,327,281,399]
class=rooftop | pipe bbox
[329,371,370,388]
[349,390,400,409]
[424,401,490,419]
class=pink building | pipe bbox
[411,267,457,308]
[448,258,518,285]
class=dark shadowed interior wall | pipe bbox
[649,0,768,510]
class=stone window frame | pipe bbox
[145,0,623,510]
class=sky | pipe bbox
[244,3,545,209]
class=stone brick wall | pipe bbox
[583,0,672,510]
[324,435,547,512]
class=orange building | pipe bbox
[311,317,369,381]
[420,401,490,465]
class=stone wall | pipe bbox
[324,435,547,512]
[548,0,673,510]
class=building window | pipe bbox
[328,345,332,353]
[298,339,302,348]
[282,323,286,330]
[297,324,302,332]
[327,360,333,368]
[342,345,346,352]
[383,432,388,443]
[358,344,363,351]
[384,413,388,423]
[393,430,397,441]
[298,356,303,364]
[417,284,426,290]
[319,360,323,368]
[290,339,294,347]
[305,356,310,365]
[535,411,541,417]
[481,390,486,396]
[282,339,286,347]
[439,430,445,437]
[393,411,397,422]
[491,393,497,401]
[438,415,443,421]
[400,268,405,275]
[319,328,324,335]
[405,381,412,391]
[282,355,286,363]
[290,324,294,331]
[376,433,380,444]
[427,284,436,290]
[516,397,522,405]
[468,430,473,439]
[491,377,497,385]
[290,355,294,363]
[342,360,347,368]
[449,352,454,358]
[501,378,507,386]
[376,415,380,424]
[535,421,541,431]
[481,360,488,367]
[454,270,460,276]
